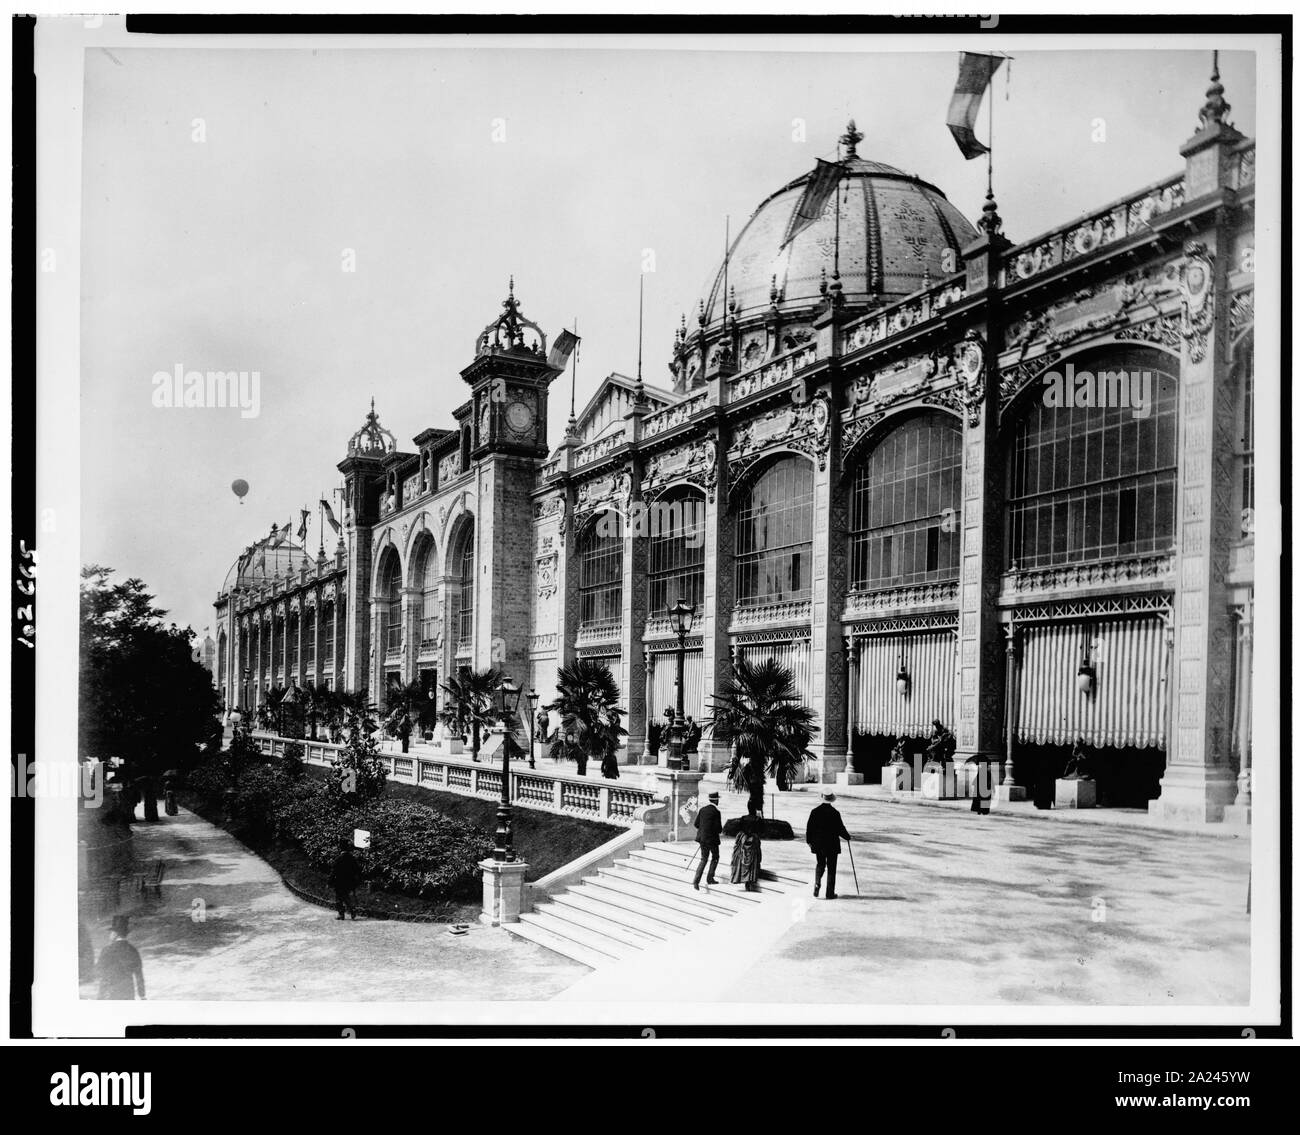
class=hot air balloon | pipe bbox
[231,479,249,504]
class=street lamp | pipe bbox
[493,674,525,862]
[666,597,696,771]
[242,667,251,714]
[525,687,539,769]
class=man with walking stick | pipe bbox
[806,790,853,900]
[692,791,722,890]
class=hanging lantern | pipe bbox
[1076,645,1095,695]
[896,652,911,698]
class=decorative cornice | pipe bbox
[1000,553,1175,601]
[843,580,959,621]
[728,598,813,632]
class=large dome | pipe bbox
[695,131,978,332]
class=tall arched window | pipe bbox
[379,554,402,655]
[849,412,962,589]
[648,490,705,616]
[578,518,624,626]
[288,611,300,664]
[411,536,439,647]
[1235,335,1254,537]
[457,523,475,649]
[1006,347,1178,570]
[735,456,814,605]
[321,602,335,663]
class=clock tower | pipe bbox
[459,278,557,458]
[457,281,565,677]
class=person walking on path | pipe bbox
[97,915,146,1000]
[805,790,853,900]
[397,712,413,754]
[692,790,722,890]
[328,843,363,920]
[730,803,763,892]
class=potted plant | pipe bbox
[547,658,627,778]
[706,657,817,837]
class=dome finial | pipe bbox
[1198,49,1232,130]
[839,118,863,159]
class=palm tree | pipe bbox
[441,667,503,763]
[548,658,627,777]
[706,657,818,816]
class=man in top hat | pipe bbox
[693,790,722,890]
[805,790,853,900]
[97,915,146,1000]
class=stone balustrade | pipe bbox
[251,731,662,828]
[1000,173,1186,287]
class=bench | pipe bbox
[136,858,165,897]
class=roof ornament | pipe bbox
[839,118,864,160]
[475,278,547,358]
[347,398,397,457]
[1198,50,1232,130]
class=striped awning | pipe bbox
[648,649,705,721]
[853,629,957,738]
[1015,616,1169,749]
[736,639,814,709]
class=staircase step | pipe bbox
[551,891,684,939]
[517,912,636,961]
[574,879,710,932]
[627,850,793,895]
[597,867,741,917]
[535,901,658,950]
[584,875,720,925]
[502,920,606,969]
[612,862,763,909]
[645,842,809,888]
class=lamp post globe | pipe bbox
[525,687,539,769]
[666,598,697,771]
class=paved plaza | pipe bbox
[84,796,1250,1006]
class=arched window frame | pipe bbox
[457,524,475,651]
[647,489,706,617]
[578,515,624,627]
[1004,346,1179,571]
[733,454,815,607]
[847,410,963,590]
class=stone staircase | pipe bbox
[503,841,807,969]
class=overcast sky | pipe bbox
[79,42,1256,637]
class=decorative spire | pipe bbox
[770,274,780,309]
[634,274,648,407]
[979,189,1003,237]
[1198,50,1232,130]
[839,118,863,160]
[347,398,396,457]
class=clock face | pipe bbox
[506,401,534,433]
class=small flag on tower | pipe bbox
[547,327,580,372]
[298,509,310,543]
[947,52,1003,159]
[321,497,341,534]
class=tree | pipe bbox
[547,658,627,777]
[80,566,223,818]
[441,668,503,762]
[385,680,440,737]
[706,657,818,816]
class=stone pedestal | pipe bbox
[994,783,1028,803]
[480,859,529,926]
[836,770,865,786]
[1055,778,1097,809]
[1147,767,1237,824]
[883,764,912,793]
[653,769,705,843]
[920,766,958,800]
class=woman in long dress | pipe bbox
[730,803,763,892]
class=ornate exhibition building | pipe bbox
[214,70,1256,823]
